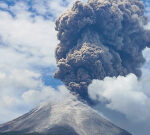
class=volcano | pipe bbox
[0,96,132,135]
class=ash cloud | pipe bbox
[54,0,150,103]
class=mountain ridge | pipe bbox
[0,96,132,135]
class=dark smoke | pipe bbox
[54,0,150,103]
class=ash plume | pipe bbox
[54,0,150,103]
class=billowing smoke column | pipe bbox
[54,0,150,103]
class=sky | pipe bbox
[0,0,150,135]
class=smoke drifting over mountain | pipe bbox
[54,0,150,102]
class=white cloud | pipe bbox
[0,2,59,123]
[144,22,150,30]
[32,0,66,17]
[0,69,40,122]
[22,85,70,106]
[145,0,150,19]
[31,0,87,18]
[0,69,41,92]
[0,10,57,67]
[143,47,150,62]
[88,74,150,121]
[0,68,69,123]
[0,2,8,9]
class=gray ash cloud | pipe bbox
[54,0,150,103]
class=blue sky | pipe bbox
[0,0,150,135]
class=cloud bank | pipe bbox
[88,73,150,121]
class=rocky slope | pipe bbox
[0,96,132,135]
